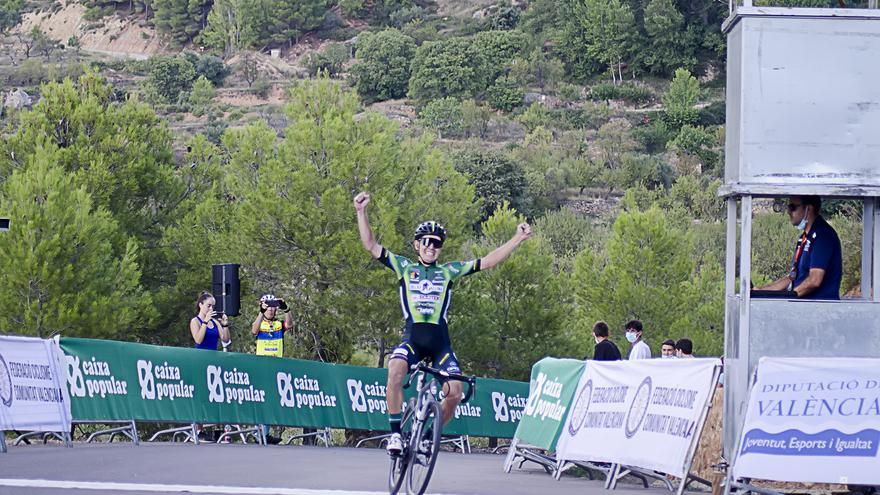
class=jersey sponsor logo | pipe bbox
[412,294,440,304]
[410,279,442,294]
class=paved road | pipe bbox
[0,442,676,495]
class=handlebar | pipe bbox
[403,362,477,404]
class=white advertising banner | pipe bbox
[556,358,720,477]
[734,357,880,484]
[0,336,72,432]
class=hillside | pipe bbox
[0,0,866,372]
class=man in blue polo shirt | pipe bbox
[760,196,842,299]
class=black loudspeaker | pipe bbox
[212,264,240,316]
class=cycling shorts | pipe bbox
[389,341,461,375]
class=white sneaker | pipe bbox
[386,433,403,455]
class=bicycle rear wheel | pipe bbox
[406,401,442,495]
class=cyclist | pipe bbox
[354,191,531,454]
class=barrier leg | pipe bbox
[676,476,687,495]
[0,431,6,453]
[503,438,519,473]
[130,421,139,446]
[553,459,565,480]
[604,464,619,490]
[722,471,734,495]
[354,432,391,449]
[192,424,200,445]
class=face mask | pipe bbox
[661,354,675,359]
[796,217,807,230]
[594,336,601,344]
[625,332,638,343]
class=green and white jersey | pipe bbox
[378,248,480,349]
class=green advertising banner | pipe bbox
[60,338,528,438]
[512,357,585,450]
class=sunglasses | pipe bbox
[419,237,444,249]
[774,202,804,213]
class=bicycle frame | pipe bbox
[404,362,476,425]
[389,362,476,495]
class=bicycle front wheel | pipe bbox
[389,403,415,495]
[388,451,407,495]
[406,401,442,495]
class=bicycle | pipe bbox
[388,361,476,495]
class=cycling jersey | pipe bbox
[378,248,480,351]
[256,319,286,357]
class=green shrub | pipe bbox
[631,118,674,154]
[195,55,229,86]
[556,103,611,131]
[517,102,553,132]
[226,109,244,122]
[487,75,524,112]
[558,83,582,102]
[698,100,725,126]
[83,6,106,21]
[305,43,349,77]
[9,59,47,86]
[418,97,464,138]
[589,82,653,104]
[350,29,416,103]
[147,55,197,104]
[252,78,271,99]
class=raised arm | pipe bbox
[480,222,532,271]
[354,192,383,259]
[251,303,266,337]
[218,313,231,345]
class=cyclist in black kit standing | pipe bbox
[354,191,531,454]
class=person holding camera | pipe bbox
[251,294,294,358]
[190,291,232,442]
[190,291,231,351]
[251,293,294,445]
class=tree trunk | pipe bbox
[377,337,385,368]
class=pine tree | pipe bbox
[642,0,696,75]
[1,71,185,342]
[0,148,149,338]
[572,0,639,83]
[452,205,575,380]
[219,77,478,362]
[663,67,701,129]
[572,205,694,354]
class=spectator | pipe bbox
[676,338,695,358]
[759,196,841,299]
[625,320,651,360]
[251,293,294,446]
[590,321,621,361]
[190,291,230,351]
[660,339,677,359]
[189,291,231,442]
[251,294,294,358]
